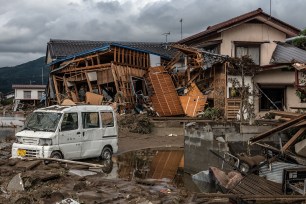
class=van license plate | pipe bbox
[17,149,26,157]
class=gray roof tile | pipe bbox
[47,39,176,60]
[271,42,306,64]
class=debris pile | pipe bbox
[189,111,306,203]
[117,114,152,134]
[0,151,190,204]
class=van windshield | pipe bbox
[24,112,62,132]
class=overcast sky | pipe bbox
[0,0,305,67]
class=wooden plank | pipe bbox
[281,127,306,152]
[111,63,120,96]
[270,110,301,118]
[249,114,306,144]
[63,76,71,99]
[52,75,61,104]
[84,71,93,93]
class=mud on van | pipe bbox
[12,105,118,160]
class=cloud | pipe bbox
[0,0,305,67]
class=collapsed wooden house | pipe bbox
[45,40,181,112]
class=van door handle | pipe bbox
[77,132,80,134]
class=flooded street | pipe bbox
[0,120,203,203]
[85,148,201,193]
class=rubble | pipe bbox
[118,114,152,134]
[7,173,24,192]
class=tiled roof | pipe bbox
[179,8,300,44]
[12,84,46,89]
[271,42,306,64]
[47,39,177,60]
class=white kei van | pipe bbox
[12,105,118,160]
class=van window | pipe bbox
[82,112,99,129]
[101,112,114,127]
[61,113,78,131]
[25,112,62,132]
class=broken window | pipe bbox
[236,45,260,65]
[259,87,285,111]
[24,91,31,99]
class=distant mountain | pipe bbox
[0,57,49,94]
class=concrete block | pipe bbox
[69,169,97,177]
[7,173,24,191]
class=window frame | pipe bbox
[100,111,114,128]
[82,112,100,129]
[60,112,79,132]
[38,91,44,99]
[235,44,261,65]
[24,91,32,99]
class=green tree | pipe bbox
[292,28,306,50]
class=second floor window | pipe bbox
[236,45,260,65]
[24,91,31,99]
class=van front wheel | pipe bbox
[50,151,63,159]
[101,147,112,160]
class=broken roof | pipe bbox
[47,39,177,61]
[179,8,300,44]
[271,42,306,64]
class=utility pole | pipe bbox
[269,0,272,19]
[162,32,170,43]
[180,18,183,40]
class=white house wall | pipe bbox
[221,23,286,66]
[15,89,45,100]
[227,75,253,99]
[254,70,306,115]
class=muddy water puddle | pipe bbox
[0,114,24,141]
[86,148,201,192]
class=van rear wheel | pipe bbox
[50,151,63,159]
[101,147,112,160]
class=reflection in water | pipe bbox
[93,148,200,192]
[0,127,18,139]
[0,114,25,140]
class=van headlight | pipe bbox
[39,139,52,146]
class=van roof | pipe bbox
[36,105,114,113]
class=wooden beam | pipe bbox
[59,63,111,73]
[270,110,301,118]
[249,114,306,144]
[114,46,117,62]
[111,63,120,94]
[85,71,93,92]
[63,76,71,99]
[281,127,306,152]
[74,83,80,102]
[52,75,61,104]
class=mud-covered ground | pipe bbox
[0,120,195,204]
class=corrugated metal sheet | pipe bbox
[230,174,283,195]
[259,162,305,183]
[271,42,306,64]
[147,66,185,117]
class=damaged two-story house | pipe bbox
[179,8,301,119]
